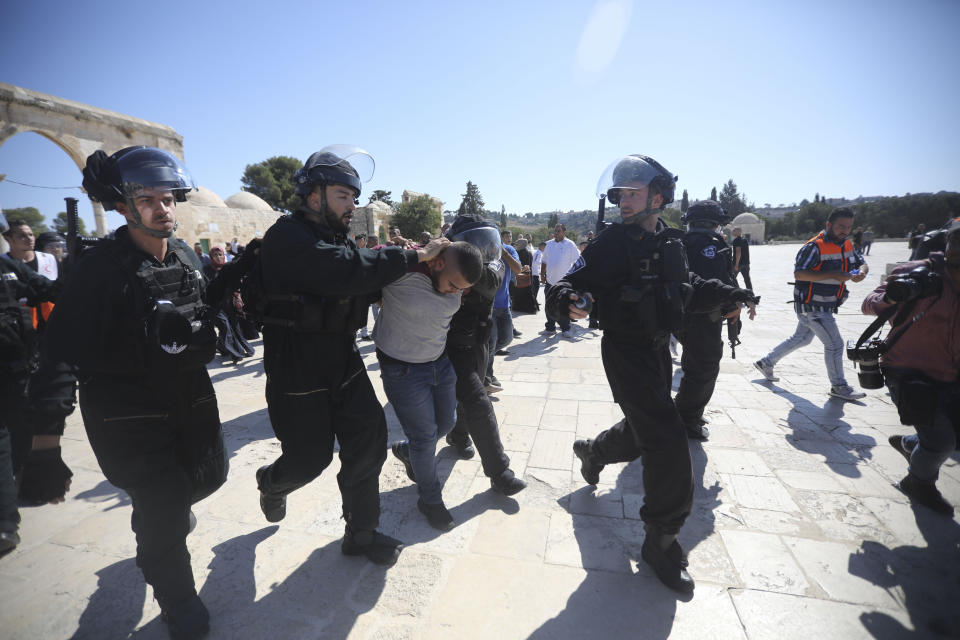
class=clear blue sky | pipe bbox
[2,0,959,233]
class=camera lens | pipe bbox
[856,361,885,389]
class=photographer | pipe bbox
[860,220,960,517]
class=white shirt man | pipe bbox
[540,224,580,337]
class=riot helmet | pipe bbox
[681,200,729,227]
[446,214,502,263]
[294,145,375,200]
[82,146,197,238]
[596,154,677,209]
[35,231,66,253]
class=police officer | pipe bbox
[0,246,61,557]
[442,215,526,495]
[675,200,754,440]
[253,145,449,565]
[549,155,757,593]
[30,147,228,639]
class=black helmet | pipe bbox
[35,231,66,252]
[681,200,729,226]
[597,154,677,207]
[294,145,374,198]
[82,146,196,211]
[446,214,502,263]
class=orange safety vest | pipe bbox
[795,231,854,310]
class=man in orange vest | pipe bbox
[754,207,870,400]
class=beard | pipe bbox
[321,203,350,233]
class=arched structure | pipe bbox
[0,82,184,236]
[727,212,766,244]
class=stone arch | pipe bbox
[0,82,184,236]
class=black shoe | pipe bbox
[360,334,374,341]
[684,422,709,441]
[391,442,416,482]
[157,593,210,640]
[512,329,522,338]
[888,435,912,464]
[490,468,526,496]
[188,510,197,535]
[418,498,454,531]
[573,439,604,485]
[897,474,955,517]
[256,466,286,523]
[484,377,503,394]
[445,433,476,460]
[588,320,599,329]
[495,349,510,356]
[341,527,404,565]
[0,530,20,558]
[697,416,710,426]
[641,532,695,594]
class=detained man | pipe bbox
[375,242,484,529]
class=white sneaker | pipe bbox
[753,360,779,382]
[562,329,576,340]
[830,385,866,401]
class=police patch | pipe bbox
[2,272,18,281]
[701,245,717,259]
[566,255,586,276]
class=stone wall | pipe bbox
[174,201,281,248]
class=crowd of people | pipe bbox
[1,144,957,639]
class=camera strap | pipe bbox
[855,298,923,355]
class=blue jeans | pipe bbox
[380,356,458,504]
[761,309,848,387]
[886,375,957,484]
[487,307,514,379]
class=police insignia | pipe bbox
[701,246,717,258]
[2,273,18,281]
[566,255,586,276]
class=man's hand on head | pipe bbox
[417,237,451,262]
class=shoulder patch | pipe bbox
[700,245,717,259]
[566,254,586,276]
[2,272,18,281]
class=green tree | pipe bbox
[240,156,301,213]
[2,207,47,234]
[814,193,820,203]
[547,213,559,228]
[680,189,690,213]
[710,186,717,201]
[368,189,394,206]
[719,179,749,218]
[392,194,442,240]
[499,205,507,229]
[457,181,485,217]
[53,211,87,235]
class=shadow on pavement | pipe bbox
[73,478,131,510]
[207,355,265,385]
[849,504,960,639]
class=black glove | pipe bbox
[18,447,73,504]
[730,288,760,305]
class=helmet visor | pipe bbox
[450,226,503,263]
[116,148,197,196]
[317,144,375,183]
[596,155,662,200]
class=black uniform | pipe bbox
[547,222,746,535]
[30,227,227,603]
[731,235,752,290]
[255,209,420,533]
[0,255,59,538]
[674,228,738,429]
[445,259,512,478]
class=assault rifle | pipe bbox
[727,294,761,359]
[64,197,101,278]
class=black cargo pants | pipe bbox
[674,313,725,425]
[590,336,694,535]
[79,368,227,601]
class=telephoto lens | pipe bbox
[573,293,593,315]
[846,338,885,389]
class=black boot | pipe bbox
[573,439,604,485]
[898,474,954,517]
[255,466,286,523]
[157,593,210,640]
[418,498,455,530]
[684,421,709,441]
[641,528,694,594]
[445,433,475,460]
[0,530,20,558]
[391,442,416,482]
[341,526,404,565]
[490,468,526,496]
[888,435,912,464]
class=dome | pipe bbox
[187,186,226,208]
[732,212,760,224]
[225,191,274,211]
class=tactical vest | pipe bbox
[0,265,39,374]
[242,258,368,335]
[608,226,693,338]
[116,241,216,371]
[794,231,853,312]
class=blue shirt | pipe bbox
[493,245,519,309]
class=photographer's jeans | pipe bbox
[761,309,848,388]
[380,356,458,505]
[886,376,957,484]
[487,307,514,379]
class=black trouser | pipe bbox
[0,374,34,533]
[737,265,752,291]
[79,369,227,601]
[544,285,571,332]
[590,336,693,535]
[0,424,18,534]
[446,338,510,479]
[674,314,724,425]
[258,342,387,532]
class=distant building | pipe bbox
[401,190,443,215]
[727,212,765,244]
[349,200,392,240]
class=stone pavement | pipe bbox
[2,241,958,639]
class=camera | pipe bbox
[885,265,941,304]
[846,337,885,389]
[572,292,593,315]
